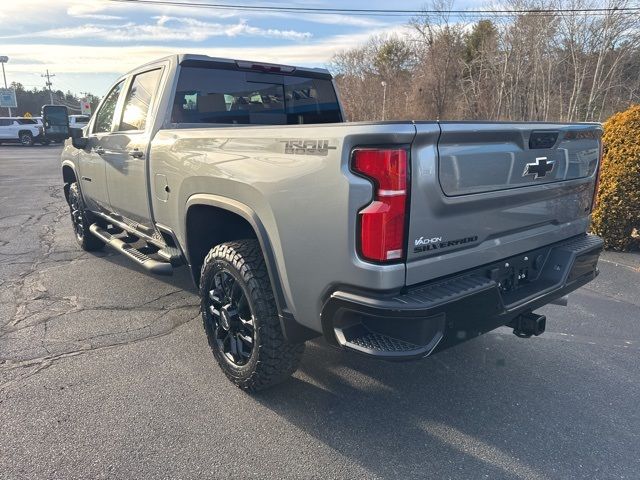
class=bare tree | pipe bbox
[329,0,640,123]
[410,0,466,119]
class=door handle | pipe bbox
[129,149,144,159]
[94,146,105,155]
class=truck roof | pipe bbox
[128,54,331,78]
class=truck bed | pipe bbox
[149,120,601,333]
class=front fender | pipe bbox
[61,158,80,202]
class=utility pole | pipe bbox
[0,56,11,116]
[41,69,55,104]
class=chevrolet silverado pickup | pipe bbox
[53,54,604,391]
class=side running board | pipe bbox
[89,223,173,276]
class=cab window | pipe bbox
[119,69,162,131]
[93,80,125,134]
[172,67,342,125]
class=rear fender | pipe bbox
[184,194,318,343]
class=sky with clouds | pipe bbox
[0,0,480,96]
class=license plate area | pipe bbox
[484,246,551,295]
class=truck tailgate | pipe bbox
[406,122,601,286]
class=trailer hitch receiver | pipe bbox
[509,312,546,338]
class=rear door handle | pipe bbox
[94,146,105,155]
[129,149,144,159]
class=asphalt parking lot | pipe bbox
[0,145,639,479]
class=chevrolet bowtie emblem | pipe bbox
[523,157,554,179]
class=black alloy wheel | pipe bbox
[69,188,86,243]
[199,240,305,391]
[206,269,255,366]
[67,182,103,251]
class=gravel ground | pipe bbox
[1,145,639,479]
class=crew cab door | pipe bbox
[103,68,163,232]
[8,119,21,140]
[78,80,126,212]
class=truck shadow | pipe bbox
[254,336,631,479]
[89,250,634,478]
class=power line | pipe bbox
[108,0,640,17]
[39,75,84,109]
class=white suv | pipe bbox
[69,115,90,129]
[0,117,46,146]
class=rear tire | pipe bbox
[20,132,34,147]
[68,182,104,251]
[200,240,305,392]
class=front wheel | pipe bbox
[200,240,305,391]
[20,132,34,146]
[68,182,103,251]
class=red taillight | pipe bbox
[591,140,604,212]
[352,148,409,262]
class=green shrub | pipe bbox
[591,104,640,251]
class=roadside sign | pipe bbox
[23,112,32,118]
[80,99,91,115]
[0,88,17,108]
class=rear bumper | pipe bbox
[321,234,603,359]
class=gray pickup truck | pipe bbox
[52,54,604,391]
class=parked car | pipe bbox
[69,114,90,129]
[0,117,48,146]
[52,54,604,391]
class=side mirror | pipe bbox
[70,127,88,149]
[41,105,70,142]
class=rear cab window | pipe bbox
[172,63,342,125]
[119,68,162,131]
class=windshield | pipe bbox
[172,66,342,125]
